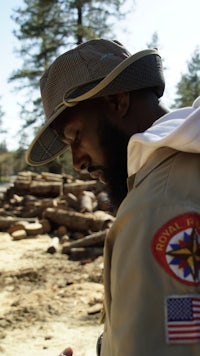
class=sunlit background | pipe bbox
[1,0,200,151]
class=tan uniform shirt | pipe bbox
[101,147,200,355]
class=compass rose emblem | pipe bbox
[151,213,200,286]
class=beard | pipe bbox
[97,118,130,212]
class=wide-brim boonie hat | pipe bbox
[26,39,165,166]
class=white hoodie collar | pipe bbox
[128,97,200,177]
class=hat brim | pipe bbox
[26,49,164,166]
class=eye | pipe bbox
[74,130,80,145]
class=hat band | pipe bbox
[52,49,159,117]
[54,100,77,112]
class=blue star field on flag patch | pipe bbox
[165,295,200,343]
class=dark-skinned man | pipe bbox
[26,39,200,355]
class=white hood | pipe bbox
[128,96,200,177]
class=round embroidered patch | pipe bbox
[151,213,200,286]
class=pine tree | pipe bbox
[0,98,6,136]
[9,0,128,128]
[146,32,167,72]
[146,32,160,50]
[173,47,200,108]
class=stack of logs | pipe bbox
[0,171,115,260]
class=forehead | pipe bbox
[51,97,105,134]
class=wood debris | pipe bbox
[0,171,115,260]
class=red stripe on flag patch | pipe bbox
[165,295,200,343]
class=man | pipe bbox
[26,39,200,355]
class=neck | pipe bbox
[126,90,169,135]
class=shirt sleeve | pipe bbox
[101,150,200,356]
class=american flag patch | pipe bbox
[165,295,200,343]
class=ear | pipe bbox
[104,92,130,117]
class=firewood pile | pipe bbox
[0,171,115,260]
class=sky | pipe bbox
[0,0,200,150]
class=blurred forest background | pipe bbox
[0,0,199,181]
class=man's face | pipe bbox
[61,99,129,210]
[97,115,129,210]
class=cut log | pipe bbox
[8,223,27,235]
[14,180,31,191]
[12,194,24,204]
[61,230,108,254]
[17,171,37,179]
[43,208,114,231]
[67,247,103,260]
[55,225,68,237]
[29,181,62,196]
[0,171,115,241]
[63,181,98,195]
[39,198,56,208]
[66,192,79,210]
[43,208,93,230]
[97,191,111,211]
[22,195,37,206]
[39,219,52,233]
[21,206,45,218]
[60,235,70,244]
[11,229,27,240]
[25,222,43,236]
[87,303,102,315]
[79,191,95,213]
[0,216,36,230]
[41,172,63,182]
[46,237,59,254]
[93,210,115,230]
[72,231,85,240]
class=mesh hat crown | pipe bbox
[26,39,165,166]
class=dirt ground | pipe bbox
[0,232,104,356]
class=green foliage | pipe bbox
[10,0,128,128]
[146,32,167,71]
[0,141,8,154]
[28,150,75,175]
[9,0,130,173]
[58,150,75,175]
[0,101,4,120]
[146,32,160,49]
[0,147,75,177]
[0,152,14,180]
[12,147,27,174]
[172,47,200,108]
[0,98,6,136]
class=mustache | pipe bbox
[87,165,107,183]
[87,165,104,173]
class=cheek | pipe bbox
[84,135,105,165]
[69,126,104,166]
